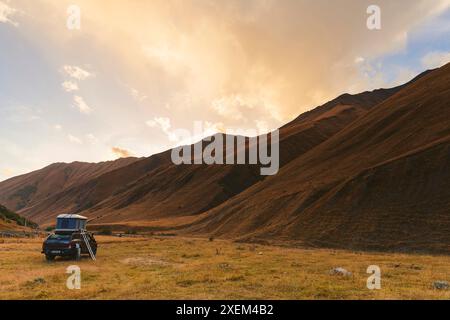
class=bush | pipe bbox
[98,227,113,235]
[0,205,38,228]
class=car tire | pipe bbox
[45,254,55,261]
[74,247,81,261]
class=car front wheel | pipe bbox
[45,254,55,261]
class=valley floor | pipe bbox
[0,235,449,299]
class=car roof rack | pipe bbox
[56,214,88,220]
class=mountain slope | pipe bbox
[4,75,410,226]
[184,63,450,252]
[0,157,140,213]
[0,64,445,253]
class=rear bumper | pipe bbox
[42,248,75,256]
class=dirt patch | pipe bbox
[120,256,174,267]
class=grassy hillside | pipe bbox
[184,63,450,253]
[0,205,38,230]
[0,158,139,213]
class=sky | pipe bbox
[0,0,449,182]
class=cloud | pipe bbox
[62,65,93,80]
[421,51,450,69]
[0,1,18,26]
[118,82,148,103]
[56,0,447,124]
[4,0,450,166]
[391,67,420,86]
[85,133,98,144]
[53,124,62,130]
[130,87,147,102]
[68,134,82,144]
[354,57,365,64]
[146,117,179,142]
[17,1,450,128]
[146,117,171,131]
[255,120,269,134]
[112,146,133,158]
[73,95,92,114]
[211,96,246,121]
[62,81,79,92]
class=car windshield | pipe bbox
[48,234,71,241]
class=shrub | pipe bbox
[98,227,113,235]
[0,205,38,228]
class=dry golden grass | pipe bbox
[1,235,449,300]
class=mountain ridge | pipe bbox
[182,63,450,252]
[1,65,448,253]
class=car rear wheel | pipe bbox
[74,248,81,261]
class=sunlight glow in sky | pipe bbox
[1,0,450,181]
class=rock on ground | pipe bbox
[433,281,449,290]
[330,267,352,277]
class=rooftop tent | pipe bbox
[56,214,88,231]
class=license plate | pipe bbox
[51,250,61,254]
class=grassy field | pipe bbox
[0,235,449,300]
